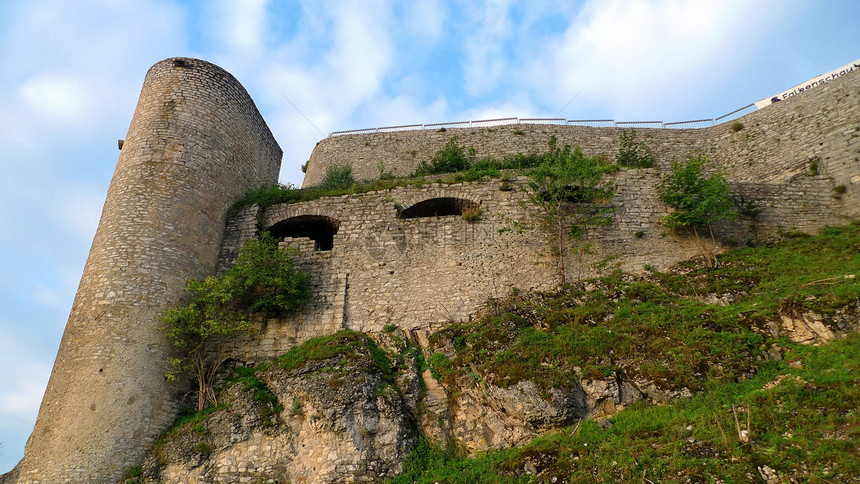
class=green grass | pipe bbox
[275,329,393,379]
[429,223,858,395]
[399,223,859,482]
[652,223,859,319]
[388,437,522,484]
[162,403,227,435]
[430,275,765,392]
[387,334,859,483]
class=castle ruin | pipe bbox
[4,57,858,483]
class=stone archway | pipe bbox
[267,215,340,250]
[399,197,480,219]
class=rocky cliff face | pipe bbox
[133,332,417,483]
[130,330,626,483]
[123,299,859,483]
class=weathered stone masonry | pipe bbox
[229,68,859,362]
[304,68,859,226]
[8,58,281,484]
[224,170,852,364]
[216,175,739,362]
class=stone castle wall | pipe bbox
[303,69,860,223]
[222,168,849,363]
[235,69,859,362]
[9,58,282,483]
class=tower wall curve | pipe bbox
[11,57,281,483]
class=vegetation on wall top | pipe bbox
[524,136,617,286]
[232,136,622,211]
[318,163,356,191]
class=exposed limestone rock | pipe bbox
[454,380,589,453]
[780,310,838,344]
[777,300,858,345]
[758,464,782,484]
[421,376,589,453]
[136,348,417,483]
[419,365,696,455]
[263,357,417,481]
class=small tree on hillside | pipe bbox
[656,155,736,267]
[527,137,616,286]
[162,233,310,410]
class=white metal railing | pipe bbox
[567,119,615,127]
[327,103,760,137]
[520,117,566,125]
[714,103,756,123]
[616,120,664,129]
[663,119,714,129]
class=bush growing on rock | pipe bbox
[162,233,310,410]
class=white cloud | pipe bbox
[59,191,105,241]
[29,285,65,310]
[0,333,51,418]
[256,0,396,117]
[248,0,402,184]
[462,0,515,96]
[1,0,189,155]
[18,73,93,124]
[527,0,786,118]
[322,1,394,102]
[459,97,540,122]
[356,94,452,131]
[211,0,268,59]
[0,328,53,471]
[0,379,46,418]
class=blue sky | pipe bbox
[0,0,858,472]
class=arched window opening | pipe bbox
[399,197,479,219]
[267,215,340,251]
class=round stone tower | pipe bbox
[10,58,281,483]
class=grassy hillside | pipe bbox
[392,223,860,483]
[138,223,858,483]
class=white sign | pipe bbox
[755,58,860,109]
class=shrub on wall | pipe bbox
[319,163,356,190]
[617,129,656,168]
[414,137,568,178]
[414,136,474,176]
[162,233,310,410]
[462,206,483,222]
[656,155,736,267]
